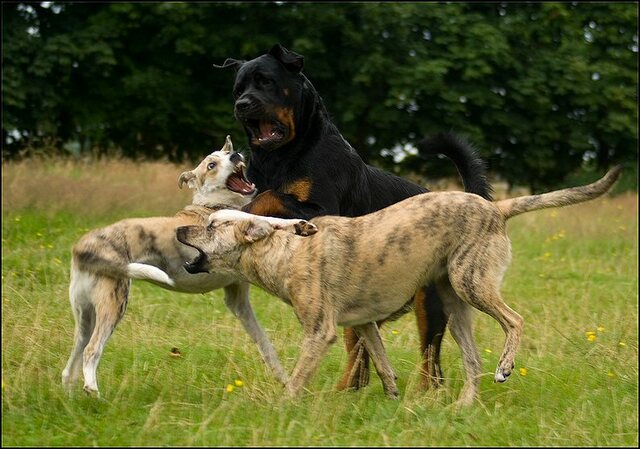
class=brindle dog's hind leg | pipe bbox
[448,240,523,385]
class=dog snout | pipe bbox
[234,97,253,115]
[230,152,243,164]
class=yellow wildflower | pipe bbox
[234,379,244,387]
[484,348,492,354]
[519,368,528,376]
[391,330,399,335]
[226,384,234,393]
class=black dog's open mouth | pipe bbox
[244,118,287,148]
[226,163,256,195]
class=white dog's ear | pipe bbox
[236,219,275,243]
[222,135,233,154]
[178,171,198,190]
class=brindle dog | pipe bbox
[177,166,621,405]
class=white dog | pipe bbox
[61,136,316,396]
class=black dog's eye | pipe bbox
[254,73,271,87]
[207,162,217,170]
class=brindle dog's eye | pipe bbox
[207,162,217,170]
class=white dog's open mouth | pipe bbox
[226,165,255,195]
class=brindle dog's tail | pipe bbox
[497,166,623,220]
[417,132,493,201]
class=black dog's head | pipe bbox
[215,44,308,151]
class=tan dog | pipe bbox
[176,166,622,404]
[62,136,316,396]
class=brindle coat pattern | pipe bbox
[177,166,621,404]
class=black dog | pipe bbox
[215,44,493,392]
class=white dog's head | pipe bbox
[178,135,256,208]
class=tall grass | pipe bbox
[2,157,638,446]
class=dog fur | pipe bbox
[217,44,494,392]
[61,136,316,396]
[176,166,622,404]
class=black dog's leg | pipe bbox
[336,327,370,390]
[415,284,447,388]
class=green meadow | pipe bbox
[2,157,638,446]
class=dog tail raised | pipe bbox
[126,263,176,287]
[496,166,623,220]
[417,132,493,201]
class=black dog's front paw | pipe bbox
[295,221,317,236]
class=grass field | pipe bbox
[2,157,638,446]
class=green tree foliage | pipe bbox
[2,2,637,190]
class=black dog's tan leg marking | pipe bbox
[244,190,289,217]
[336,327,370,391]
[353,323,399,399]
[414,286,447,389]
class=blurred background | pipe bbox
[2,2,637,192]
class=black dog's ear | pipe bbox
[268,44,304,73]
[213,58,245,70]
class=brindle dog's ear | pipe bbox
[213,58,245,70]
[236,219,275,244]
[268,44,304,73]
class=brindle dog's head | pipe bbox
[215,44,314,152]
[176,218,275,274]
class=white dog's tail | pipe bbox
[126,263,176,287]
[496,166,622,220]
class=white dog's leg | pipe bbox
[62,268,96,389]
[82,277,130,396]
[208,209,317,235]
[223,283,289,384]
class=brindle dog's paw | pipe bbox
[295,221,317,236]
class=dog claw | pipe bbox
[295,221,317,236]
[494,367,512,383]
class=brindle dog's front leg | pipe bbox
[285,303,337,397]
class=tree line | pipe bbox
[2,2,637,191]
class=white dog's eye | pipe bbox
[207,162,217,170]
